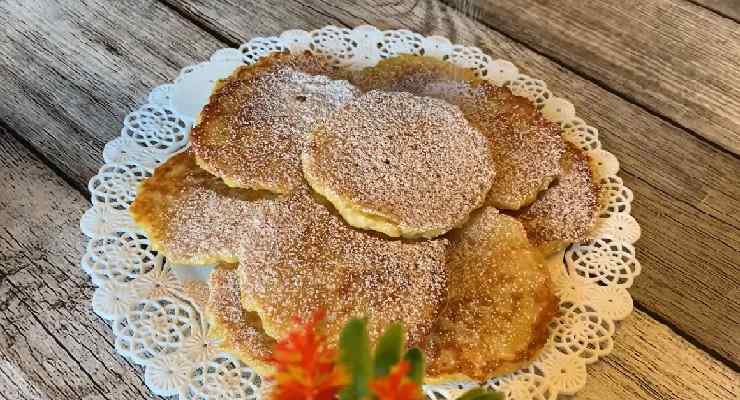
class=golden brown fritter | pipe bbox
[352,55,565,210]
[349,54,476,98]
[424,208,557,382]
[460,83,565,210]
[235,189,448,348]
[516,142,601,256]
[191,52,360,194]
[206,264,276,376]
[129,151,274,265]
[303,91,494,239]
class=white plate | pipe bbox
[79,25,640,400]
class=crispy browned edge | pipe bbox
[189,51,351,193]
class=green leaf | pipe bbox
[338,318,372,400]
[373,323,404,377]
[402,347,424,385]
[457,388,504,400]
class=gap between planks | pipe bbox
[439,0,740,161]
[685,0,740,22]
[0,121,91,199]
[440,0,740,156]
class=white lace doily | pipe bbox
[79,25,641,400]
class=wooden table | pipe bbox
[1,1,738,398]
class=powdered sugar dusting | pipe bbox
[304,90,495,237]
[191,53,360,193]
[517,143,600,245]
[457,82,565,210]
[350,55,565,211]
[424,208,556,381]
[208,266,275,362]
[235,190,448,347]
[132,152,448,348]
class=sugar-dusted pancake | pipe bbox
[191,52,360,194]
[206,263,276,376]
[302,90,495,239]
[130,152,448,348]
[352,55,565,210]
[129,151,274,265]
[516,143,600,255]
[424,207,557,382]
[349,54,476,99]
[461,83,565,210]
[236,189,448,348]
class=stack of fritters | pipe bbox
[129,52,601,381]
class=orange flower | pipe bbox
[269,310,347,400]
[369,361,424,400]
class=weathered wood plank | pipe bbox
[0,0,224,187]
[165,0,740,363]
[583,310,738,400]
[1,0,737,371]
[0,130,161,399]
[692,0,740,21]
[0,129,736,399]
[443,0,740,155]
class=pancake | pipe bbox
[349,54,476,99]
[191,52,360,194]
[516,143,600,255]
[302,90,495,239]
[130,151,448,348]
[129,151,274,265]
[424,207,557,382]
[462,83,565,210]
[236,188,448,348]
[206,263,276,376]
[352,56,565,210]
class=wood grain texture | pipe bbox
[692,0,740,21]
[1,0,738,395]
[0,0,224,188]
[0,130,161,400]
[165,0,740,363]
[582,310,738,400]
[0,130,736,400]
[443,0,740,155]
